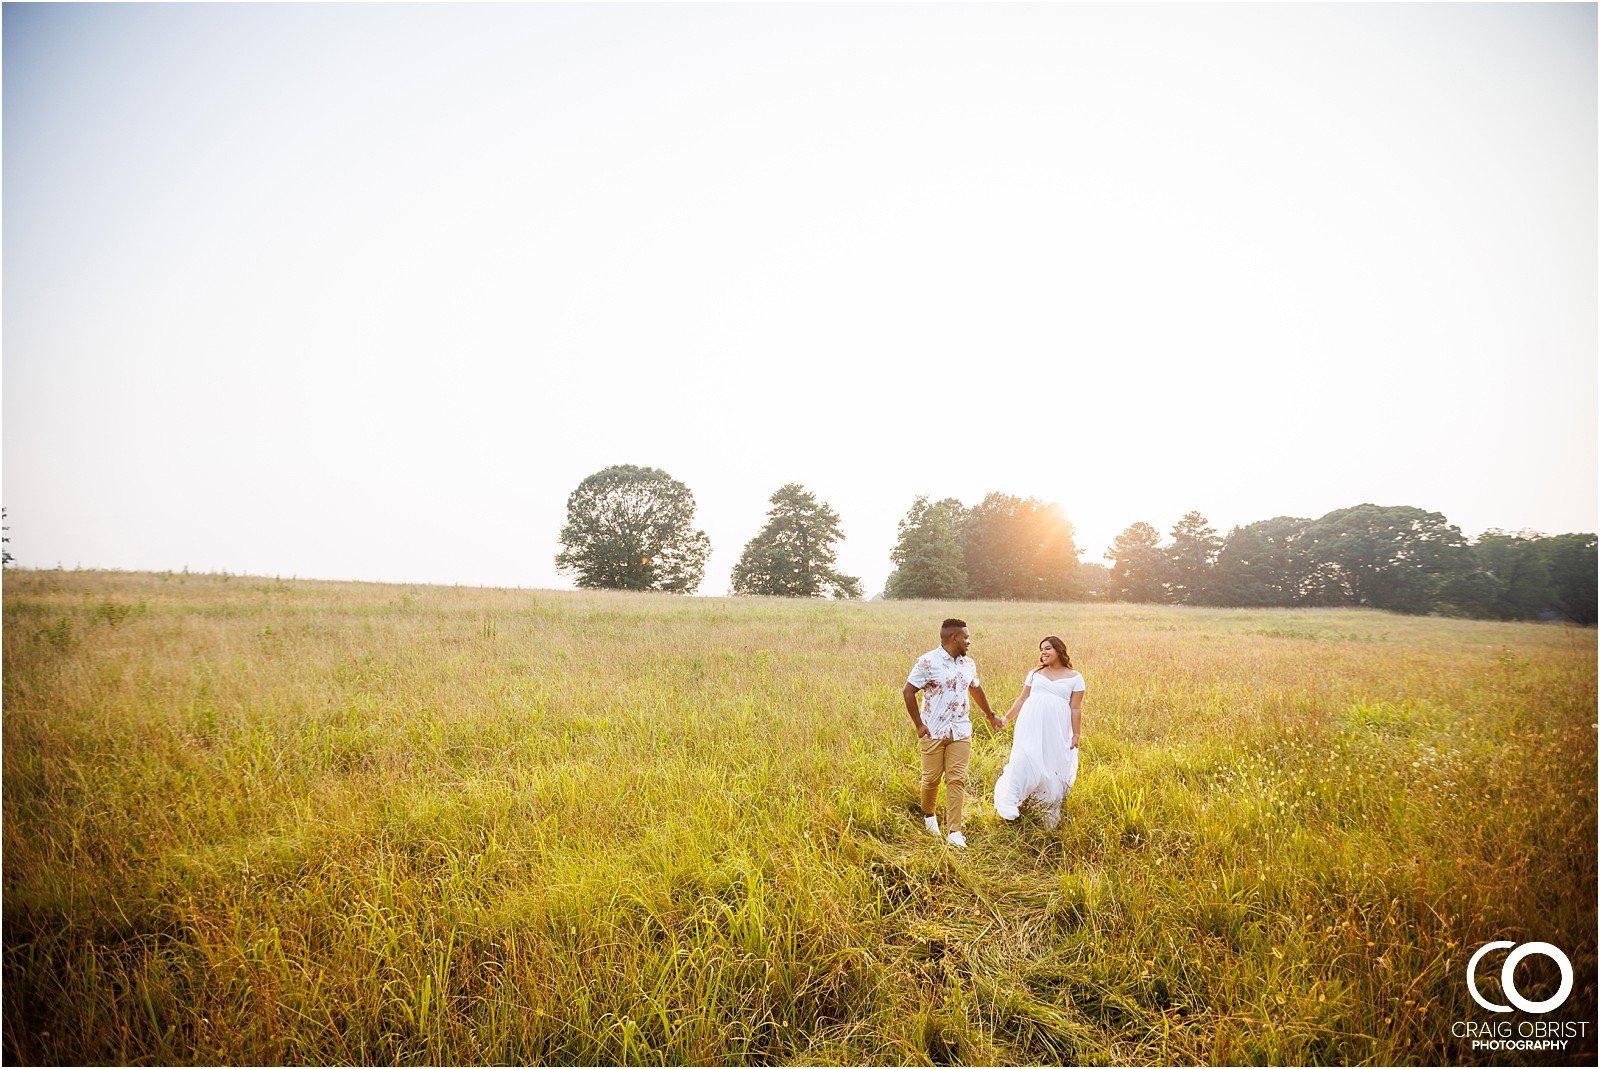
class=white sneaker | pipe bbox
[924,815,941,838]
[947,831,968,849]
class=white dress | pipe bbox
[993,670,1084,828]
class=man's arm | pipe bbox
[970,684,1004,730]
[902,683,931,737]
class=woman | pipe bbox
[993,635,1085,829]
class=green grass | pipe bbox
[3,569,1594,1064]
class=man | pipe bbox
[902,618,1003,849]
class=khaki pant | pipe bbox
[919,736,972,832]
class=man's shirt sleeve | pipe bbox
[906,657,930,689]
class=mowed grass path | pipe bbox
[3,570,1595,1065]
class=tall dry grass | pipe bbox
[3,569,1594,1064]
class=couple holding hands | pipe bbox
[900,618,1085,849]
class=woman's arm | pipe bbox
[1002,684,1030,727]
[1069,689,1085,747]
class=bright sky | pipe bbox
[4,2,1595,596]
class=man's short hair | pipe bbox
[940,618,968,640]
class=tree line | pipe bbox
[1097,506,1596,623]
[554,465,1597,624]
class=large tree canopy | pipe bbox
[1468,531,1554,620]
[731,483,862,599]
[886,496,968,600]
[1543,533,1598,625]
[1167,510,1222,605]
[1208,516,1311,607]
[1078,561,1111,597]
[960,493,1083,601]
[1298,504,1469,614]
[1105,521,1167,603]
[554,464,711,593]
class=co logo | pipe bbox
[1467,941,1573,1014]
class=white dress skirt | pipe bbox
[993,670,1083,828]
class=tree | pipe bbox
[1167,510,1222,604]
[1542,533,1598,625]
[1209,517,1311,607]
[886,496,968,600]
[1105,522,1168,602]
[1435,559,1505,619]
[731,483,861,599]
[2,507,11,567]
[1078,561,1111,598]
[1468,531,1554,620]
[555,464,710,593]
[1298,504,1469,614]
[960,493,1083,601]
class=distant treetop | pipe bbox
[555,464,710,594]
[731,483,861,599]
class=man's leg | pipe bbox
[919,737,946,819]
[944,738,972,832]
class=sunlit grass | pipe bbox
[3,569,1594,1064]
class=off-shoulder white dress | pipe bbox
[993,669,1083,829]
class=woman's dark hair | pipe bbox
[1040,635,1072,670]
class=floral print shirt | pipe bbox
[907,646,982,741]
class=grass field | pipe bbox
[2,569,1595,1065]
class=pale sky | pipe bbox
[4,2,1595,596]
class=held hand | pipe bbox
[987,713,1004,731]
